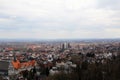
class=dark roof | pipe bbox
[0,61,9,70]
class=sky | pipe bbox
[0,0,120,39]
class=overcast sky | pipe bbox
[0,0,120,39]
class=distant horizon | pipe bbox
[0,38,120,41]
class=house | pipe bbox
[0,57,36,79]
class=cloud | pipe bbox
[0,0,120,39]
[97,0,120,10]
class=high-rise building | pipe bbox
[60,42,71,50]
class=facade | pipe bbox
[0,61,9,76]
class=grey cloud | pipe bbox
[97,0,120,10]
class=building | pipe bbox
[0,61,9,76]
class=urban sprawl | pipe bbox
[0,39,120,80]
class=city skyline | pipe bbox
[0,0,120,39]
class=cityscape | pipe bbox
[0,39,120,80]
[0,0,120,80]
